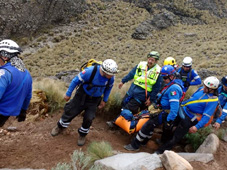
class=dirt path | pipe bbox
[0,110,227,170]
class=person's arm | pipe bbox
[167,86,182,121]
[65,68,92,97]
[103,77,114,102]
[0,69,11,99]
[149,75,162,103]
[216,103,227,124]
[190,70,202,86]
[121,65,137,84]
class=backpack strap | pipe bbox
[85,65,111,90]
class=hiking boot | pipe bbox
[106,121,115,128]
[51,125,64,136]
[77,136,86,146]
[124,144,139,151]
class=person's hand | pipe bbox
[184,81,190,88]
[213,122,221,130]
[163,120,174,131]
[118,82,124,89]
[189,126,198,133]
[98,100,106,109]
[17,109,27,122]
[145,98,151,106]
[64,95,71,101]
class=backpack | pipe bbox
[80,59,102,72]
[80,59,110,90]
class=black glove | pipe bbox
[184,81,190,88]
[163,120,174,131]
[17,109,27,122]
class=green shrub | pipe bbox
[71,149,91,170]
[184,126,212,151]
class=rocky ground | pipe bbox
[0,110,227,170]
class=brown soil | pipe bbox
[0,110,227,170]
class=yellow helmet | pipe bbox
[163,57,176,66]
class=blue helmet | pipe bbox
[160,65,176,77]
[221,76,227,86]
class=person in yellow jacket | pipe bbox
[107,51,162,127]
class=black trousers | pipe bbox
[58,86,101,136]
[157,114,197,154]
[131,111,169,149]
[0,114,10,127]
[122,93,147,115]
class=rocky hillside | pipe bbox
[0,0,227,82]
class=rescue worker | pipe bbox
[51,59,118,146]
[155,76,219,154]
[177,56,201,92]
[163,57,178,70]
[0,39,32,127]
[213,76,227,129]
[124,65,183,151]
[106,51,162,127]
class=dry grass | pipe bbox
[21,0,227,85]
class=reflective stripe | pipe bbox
[194,75,200,79]
[203,113,211,118]
[79,126,90,134]
[223,109,227,114]
[78,73,84,82]
[169,99,179,102]
[59,119,70,128]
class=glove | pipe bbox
[184,81,190,88]
[163,120,174,131]
[17,109,27,122]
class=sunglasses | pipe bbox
[163,76,169,80]
[183,65,191,68]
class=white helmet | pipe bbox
[0,39,22,53]
[101,59,118,76]
[204,76,219,89]
[182,56,192,67]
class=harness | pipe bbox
[84,64,110,90]
[181,93,218,126]
[180,68,192,85]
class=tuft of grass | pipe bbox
[51,162,71,170]
[87,141,114,165]
[71,149,91,170]
[184,126,212,151]
[33,78,67,112]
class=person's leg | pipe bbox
[77,96,101,146]
[51,87,84,136]
[156,116,196,154]
[0,114,10,127]
[124,112,166,151]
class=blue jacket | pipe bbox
[66,65,114,102]
[0,63,32,116]
[121,65,162,103]
[177,67,202,92]
[158,79,183,121]
[216,86,227,124]
[182,87,218,129]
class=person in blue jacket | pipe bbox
[0,39,32,127]
[155,76,219,154]
[213,76,227,129]
[51,59,118,146]
[124,65,183,151]
[177,56,202,92]
[106,51,162,127]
